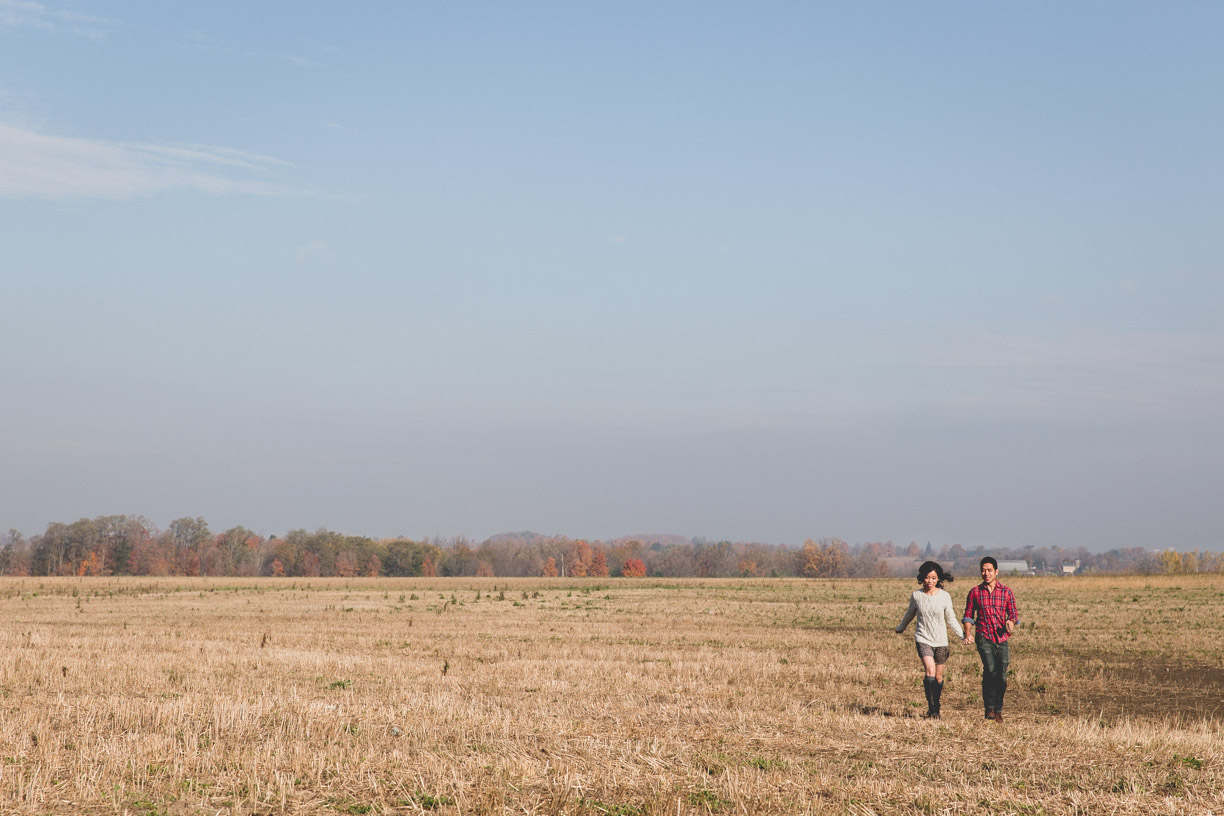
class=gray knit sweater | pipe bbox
[895,588,965,648]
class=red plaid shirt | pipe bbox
[963,582,1017,644]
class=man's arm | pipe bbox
[961,619,974,644]
[962,588,977,644]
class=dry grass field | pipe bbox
[1,574,1221,815]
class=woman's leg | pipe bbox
[920,654,937,677]
[919,654,938,716]
[930,648,948,717]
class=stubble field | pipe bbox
[0,574,1221,815]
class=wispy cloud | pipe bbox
[0,121,295,199]
[904,328,1224,425]
[296,240,334,265]
[0,0,109,36]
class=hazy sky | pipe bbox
[3,2,1222,550]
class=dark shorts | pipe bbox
[916,642,950,665]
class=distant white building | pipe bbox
[1061,559,1081,575]
[996,560,1031,575]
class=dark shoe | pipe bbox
[992,711,1004,723]
[984,708,995,720]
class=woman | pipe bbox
[895,560,964,718]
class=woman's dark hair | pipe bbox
[917,560,954,588]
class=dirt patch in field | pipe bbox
[1027,655,1224,722]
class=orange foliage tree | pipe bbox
[334,550,358,577]
[621,558,646,578]
[568,540,593,576]
[800,538,850,578]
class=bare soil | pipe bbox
[1021,652,1224,722]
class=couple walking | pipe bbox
[894,556,1018,720]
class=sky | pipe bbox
[2,2,1222,551]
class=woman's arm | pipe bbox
[943,593,965,640]
[895,595,917,633]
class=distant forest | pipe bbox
[0,516,1218,578]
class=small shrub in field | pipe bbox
[687,789,732,811]
[580,799,644,816]
[404,792,453,810]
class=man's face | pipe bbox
[980,563,997,584]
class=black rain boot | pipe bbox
[922,676,936,718]
[931,680,943,719]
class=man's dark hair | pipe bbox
[980,556,998,570]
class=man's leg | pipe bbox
[976,637,999,718]
[993,640,1010,715]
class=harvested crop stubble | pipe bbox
[0,575,1220,814]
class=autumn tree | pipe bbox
[334,550,358,577]
[692,539,734,578]
[568,539,593,577]
[1158,549,1183,574]
[169,517,212,570]
[621,558,647,578]
[299,550,321,577]
[800,538,850,578]
[0,530,31,576]
[449,538,478,576]
[541,557,558,577]
[78,550,103,576]
[589,549,610,577]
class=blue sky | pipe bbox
[2,2,1222,550]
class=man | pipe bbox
[962,556,1018,723]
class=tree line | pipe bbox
[0,515,1218,578]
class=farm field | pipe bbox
[0,574,1221,815]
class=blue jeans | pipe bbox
[976,636,1010,713]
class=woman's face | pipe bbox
[922,570,940,591]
